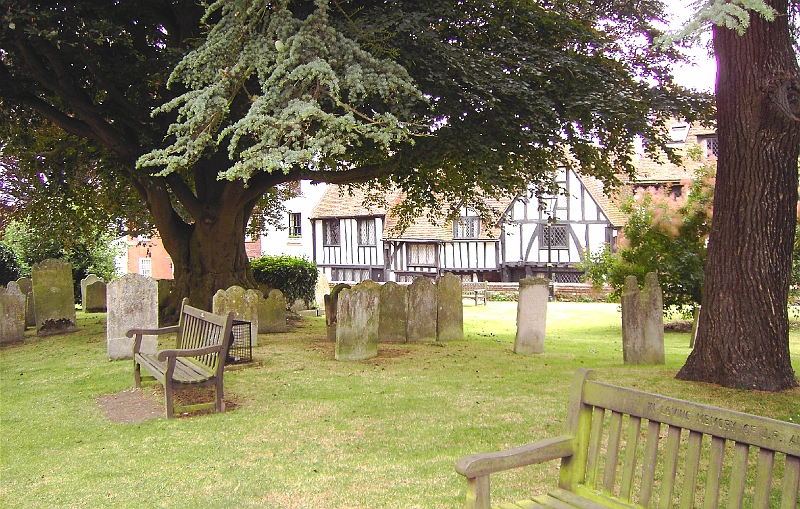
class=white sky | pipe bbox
[663,0,717,92]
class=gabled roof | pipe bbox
[574,173,627,228]
[310,185,400,219]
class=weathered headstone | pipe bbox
[31,258,77,336]
[259,289,287,333]
[81,275,107,312]
[621,272,665,364]
[213,286,260,346]
[437,273,463,341]
[325,283,350,342]
[315,273,330,311]
[513,277,549,354]
[1,282,26,344]
[335,280,380,361]
[16,277,35,328]
[106,274,158,359]
[378,282,408,342]
[406,277,437,342]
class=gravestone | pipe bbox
[106,274,158,359]
[335,280,380,361]
[406,277,437,342]
[81,275,107,312]
[378,281,408,342]
[325,283,351,342]
[315,273,330,311]
[621,272,665,364]
[213,286,260,346]
[513,277,549,354]
[259,289,287,333]
[437,273,463,341]
[31,258,77,336]
[16,277,35,328]
[1,282,26,344]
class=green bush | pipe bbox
[0,244,21,286]
[251,255,318,307]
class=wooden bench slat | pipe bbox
[602,411,623,494]
[728,441,750,509]
[503,500,547,509]
[702,435,726,509]
[638,419,661,508]
[781,455,800,509]
[752,447,775,509]
[659,425,682,509]
[586,406,605,488]
[549,489,622,509]
[619,416,640,502]
[679,430,703,509]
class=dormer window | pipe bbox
[454,216,481,238]
[667,122,690,147]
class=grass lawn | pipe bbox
[1,302,799,508]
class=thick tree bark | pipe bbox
[677,0,800,390]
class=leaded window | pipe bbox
[323,219,340,246]
[454,216,480,238]
[358,219,376,246]
[540,224,569,249]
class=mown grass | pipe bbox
[1,302,798,509]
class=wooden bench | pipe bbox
[462,281,489,305]
[127,299,234,419]
[457,368,800,509]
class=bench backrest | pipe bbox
[462,281,488,292]
[561,369,800,509]
[175,299,234,377]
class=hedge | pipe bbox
[250,255,318,307]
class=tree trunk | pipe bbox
[677,0,800,391]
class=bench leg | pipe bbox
[215,378,225,413]
[164,383,174,419]
[133,360,142,388]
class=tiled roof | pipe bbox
[575,173,628,228]
[628,122,715,184]
[383,196,511,241]
[310,185,400,218]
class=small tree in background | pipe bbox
[580,166,715,318]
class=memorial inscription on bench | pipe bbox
[644,400,800,449]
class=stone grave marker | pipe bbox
[259,289,287,333]
[513,277,549,354]
[325,283,350,342]
[16,277,35,328]
[31,258,77,336]
[378,281,408,342]
[81,275,107,313]
[1,282,26,344]
[106,274,158,360]
[621,272,665,364]
[315,273,330,311]
[437,273,463,341]
[335,280,380,361]
[213,286,260,346]
[407,277,437,342]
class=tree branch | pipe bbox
[165,173,203,221]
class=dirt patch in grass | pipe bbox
[97,389,163,423]
[97,387,239,422]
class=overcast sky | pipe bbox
[664,0,717,92]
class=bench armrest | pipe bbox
[456,435,575,478]
[156,345,224,362]
[127,326,180,354]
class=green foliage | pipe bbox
[579,168,714,316]
[0,243,20,285]
[1,220,121,301]
[251,254,318,306]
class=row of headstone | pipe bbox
[621,272,665,364]
[31,259,78,336]
[332,274,464,361]
[0,282,26,344]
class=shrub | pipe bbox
[0,244,21,286]
[251,255,318,307]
